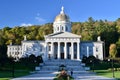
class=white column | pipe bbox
[93,47,95,57]
[77,42,80,60]
[53,43,54,58]
[44,42,48,60]
[57,42,60,59]
[71,42,74,60]
[87,46,89,57]
[51,42,53,58]
[64,42,67,59]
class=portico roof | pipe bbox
[45,32,81,38]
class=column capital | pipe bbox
[51,42,54,44]
[77,41,80,43]
[58,42,60,44]
[64,41,67,43]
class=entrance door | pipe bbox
[61,53,64,59]
[55,54,57,59]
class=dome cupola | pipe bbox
[53,6,71,33]
[54,7,70,22]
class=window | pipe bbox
[57,27,59,31]
[26,47,28,51]
[96,55,98,59]
[62,26,63,31]
[40,48,42,51]
[9,52,11,55]
[49,46,51,51]
[74,53,77,59]
[96,47,98,52]
[66,27,68,31]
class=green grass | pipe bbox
[0,70,30,80]
[85,59,120,80]
[86,61,120,80]
[0,78,9,80]
[0,62,38,80]
[94,70,120,80]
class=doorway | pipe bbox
[61,53,64,59]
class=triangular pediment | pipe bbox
[45,32,81,38]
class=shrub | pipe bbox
[53,70,74,80]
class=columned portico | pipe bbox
[45,6,81,60]
[45,39,81,60]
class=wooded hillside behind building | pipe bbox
[1,17,120,58]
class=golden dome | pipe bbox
[54,6,70,22]
[55,13,69,22]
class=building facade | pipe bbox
[7,7,104,60]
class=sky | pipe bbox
[0,0,120,28]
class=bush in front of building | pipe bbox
[53,70,74,80]
[19,55,43,70]
[82,55,100,65]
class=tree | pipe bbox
[109,44,117,58]
[116,38,120,57]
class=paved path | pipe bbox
[11,70,115,80]
[11,60,116,80]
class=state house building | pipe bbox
[7,7,104,61]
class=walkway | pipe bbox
[11,71,115,80]
[11,59,115,80]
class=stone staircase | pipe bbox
[41,59,84,71]
[12,59,115,80]
[36,59,84,80]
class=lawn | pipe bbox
[83,57,120,80]
[0,78,9,80]
[0,55,43,80]
[94,70,120,80]
[0,61,38,80]
[0,70,30,80]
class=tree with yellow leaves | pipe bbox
[109,44,117,58]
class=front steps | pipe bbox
[12,59,115,80]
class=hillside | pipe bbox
[1,17,120,57]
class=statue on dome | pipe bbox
[24,35,27,41]
[60,6,64,14]
[10,42,12,45]
[97,36,101,41]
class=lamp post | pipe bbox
[12,53,19,78]
[12,59,18,78]
[12,59,15,78]
[108,59,110,67]
[108,58,115,78]
[103,40,106,59]
[90,60,94,72]
[112,58,115,78]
